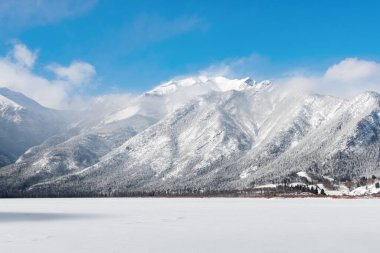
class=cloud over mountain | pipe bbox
[0,42,96,109]
[276,58,380,98]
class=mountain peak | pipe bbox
[145,75,270,96]
[360,90,380,99]
[0,87,44,111]
[351,90,380,106]
[0,88,22,109]
[242,77,255,86]
[255,80,272,88]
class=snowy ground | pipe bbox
[1,198,379,253]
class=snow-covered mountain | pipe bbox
[1,76,380,197]
[0,88,68,167]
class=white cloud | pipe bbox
[0,0,97,31]
[324,58,380,82]
[199,54,268,79]
[112,14,206,55]
[277,58,380,98]
[11,43,38,68]
[47,61,96,85]
[129,14,203,44]
[0,43,96,109]
[2,42,379,111]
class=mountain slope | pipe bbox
[0,88,68,167]
[2,77,380,197]
[0,77,261,193]
[248,91,380,184]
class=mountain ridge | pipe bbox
[1,76,380,197]
[0,87,70,167]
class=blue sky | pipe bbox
[1,0,380,108]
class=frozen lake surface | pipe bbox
[1,198,379,253]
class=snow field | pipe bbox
[1,198,379,253]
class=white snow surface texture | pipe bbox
[1,198,380,253]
